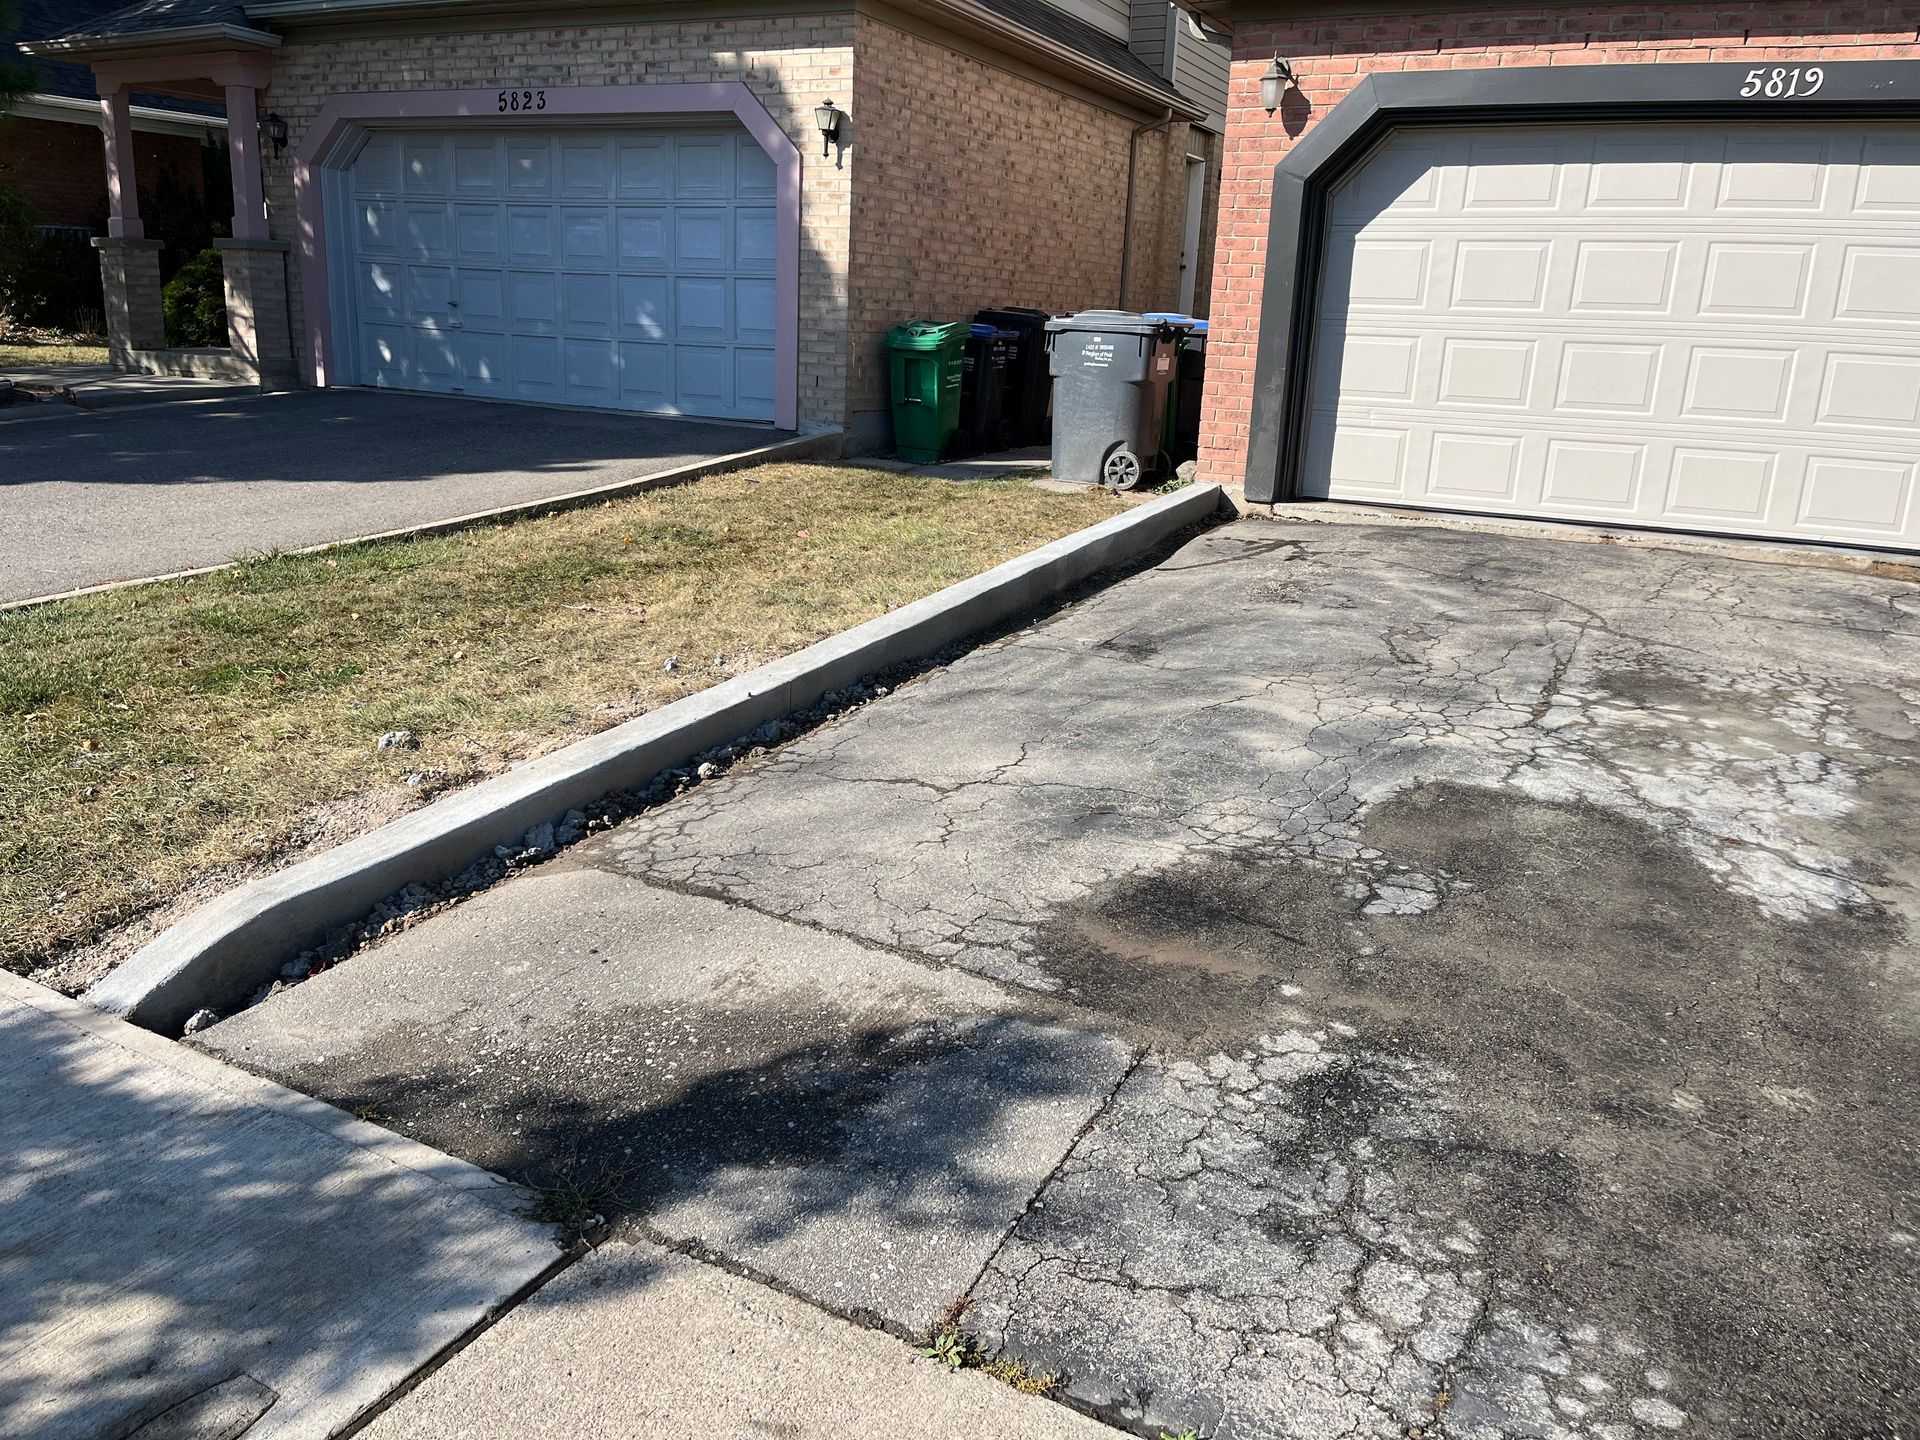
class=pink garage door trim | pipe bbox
[291,83,802,431]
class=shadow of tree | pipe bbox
[223,1001,1126,1336]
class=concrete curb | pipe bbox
[88,482,1225,1034]
[1,428,841,612]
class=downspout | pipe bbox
[1118,107,1175,309]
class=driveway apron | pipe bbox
[199,520,1920,1439]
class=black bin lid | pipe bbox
[1044,309,1174,336]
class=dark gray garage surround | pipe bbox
[1248,59,1920,553]
[200,519,1920,1440]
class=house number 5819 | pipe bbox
[1740,66,1824,97]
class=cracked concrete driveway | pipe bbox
[199,517,1920,1439]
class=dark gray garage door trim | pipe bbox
[1246,59,1920,506]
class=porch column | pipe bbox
[99,85,143,239]
[92,238,166,363]
[223,82,268,240]
[215,238,296,390]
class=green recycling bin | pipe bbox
[886,321,968,463]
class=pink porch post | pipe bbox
[223,82,268,240]
[99,85,142,239]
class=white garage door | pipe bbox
[1306,123,1920,550]
[345,126,778,421]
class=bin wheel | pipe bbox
[1103,445,1144,492]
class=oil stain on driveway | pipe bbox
[202,519,1920,1439]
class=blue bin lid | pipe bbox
[969,323,999,337]
[1141,312,1197,326]
[1190,319,1209,333]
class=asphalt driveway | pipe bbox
[200,518,1920,1439]
[0,390,789,605]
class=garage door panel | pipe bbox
[455,270,505,328]
[616,138,670,198]
[507,207,557,264]
[361,323,411,388]
[453,139,501,194]
[675,277,729,339]
[616,209,668,268]
[1700,242,1813,318]
[453,205,504,263]
[400,138,449,196]
[674,209,730,270]
[1859,135,1920,209]
[618,276,670,339]
[1542,438,1646,514]
[509,272,559,332]
[561,273,614,336]
[736,278,777,344]
[675,346,732,413]
[674,135,733,199]
[1820,352,1920,429]
[561,139,614,199]
[1307,121,1920,549]
[506,140,553,197]
[1452,240,1551,311]
[1836,245,1920,323]
[736,349,776,413]
[403,266,454,323]
[620,343,672,409]
[347,123,777,422]
[512,336,561,398]
[457,333,510,396]
[357,260,402,319]
[354,200,399,254]
[1800,456,1917,535]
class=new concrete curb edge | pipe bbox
[88,481,1226,1034]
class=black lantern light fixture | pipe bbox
[1259,56,1296,114]
[261,111,289,155]
[814,99,844,158]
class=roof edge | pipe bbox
[20,22,283,59]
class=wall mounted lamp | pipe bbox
[261,111,289,155]
[814,99,845,159]
[1260,57,1297,114]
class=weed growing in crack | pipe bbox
[521,1155,627,1242]
[919,1298,1060,1394]
[920,1330,969,1370]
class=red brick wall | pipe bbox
[0,115,211,230]
[1198,3,1920,490]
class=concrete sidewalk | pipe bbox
[0,970,556,1440]
[360,1239,1117,1439]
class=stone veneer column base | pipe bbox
[214,237,298,391]
[92,237,166,365]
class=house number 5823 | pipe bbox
[498,89,547,112]
[1740,66,1824,97]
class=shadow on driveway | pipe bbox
[0,389,793,604]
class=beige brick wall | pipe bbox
[845,13,1190,446]
[258,16,854,428]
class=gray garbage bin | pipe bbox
[1045,310,1180,489]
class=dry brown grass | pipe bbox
[0,463,1122,975]
[0,339,110,370]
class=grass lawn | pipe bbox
[0,339,111,370]
[1,463,1124,980]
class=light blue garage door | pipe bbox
[346,126,778,421]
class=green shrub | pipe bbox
[162,247,226,348]
[0,185,106,334]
